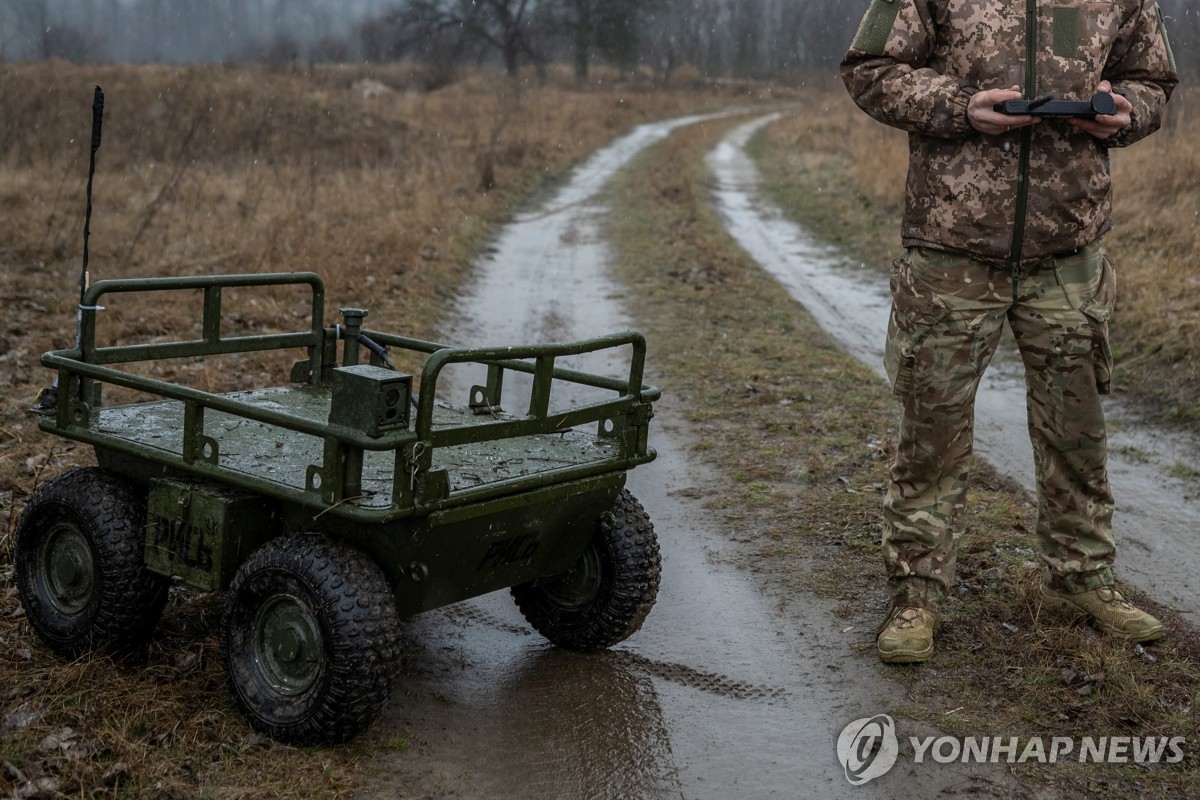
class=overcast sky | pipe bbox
[0,0,387,63]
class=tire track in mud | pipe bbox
[437,601,790,702]
[356,112,1025,800]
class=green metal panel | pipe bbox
[145,478,278,590]
[379,475,625,616]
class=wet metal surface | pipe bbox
[358,115,1022,799]
[94,388,617,503]
[707,114,1200,619]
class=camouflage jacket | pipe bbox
[841,0,1178,267]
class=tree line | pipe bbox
[375,0,1196,81]
[1,0,1194,80]
[360,0,857,81]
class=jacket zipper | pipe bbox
[1009,0,1038,300]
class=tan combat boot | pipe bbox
[877,607,937,664]
[1040,584,1164,642]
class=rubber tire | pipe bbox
[511,489,661,651]
[222,533,400,745]
[14,467,169,656]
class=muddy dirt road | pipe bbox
[707,115,1200,621]
[355,114,1030,798]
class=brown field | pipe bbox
[0,61,788,478]
[756,81,1200,430]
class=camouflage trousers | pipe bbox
[883,243,1118,611]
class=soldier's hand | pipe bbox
[1069,81,1132,139]
[968,85,1039,136]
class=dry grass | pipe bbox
[0,59,781,474]
[0,60,790,798]
[607,113,1198,799]
[752,81,1200,431]
[1105,105,1200,422]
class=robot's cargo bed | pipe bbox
[94,386,620,509]
[41,273,658,525]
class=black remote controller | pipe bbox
[993,92,1117,119]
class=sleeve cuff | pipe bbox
[954,86,979,138]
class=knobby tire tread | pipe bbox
[511,489,661,651]
[222,533,400,745]
[14,467,168,656]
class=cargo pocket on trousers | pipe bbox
[886,249,953,398]
[1079,252,1116,395]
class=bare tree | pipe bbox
[388,0,544,77]
[357,14,407,63]
[547,0,661,80]
[554,0,598,79]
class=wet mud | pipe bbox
[356,115,1028,798]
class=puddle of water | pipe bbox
[358,115,1023,799]
[707,114,1200,619]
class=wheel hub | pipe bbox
[539,545,602,608]
[253,594,323,695]
[40,522,95,615]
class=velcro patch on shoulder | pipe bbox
[853,0,903,56]
[1052,7,1079,58]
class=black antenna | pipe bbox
[31,85,104,415]
[79,85,104,327]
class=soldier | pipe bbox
[841,1,1178,663]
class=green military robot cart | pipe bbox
[14,271,662,745]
